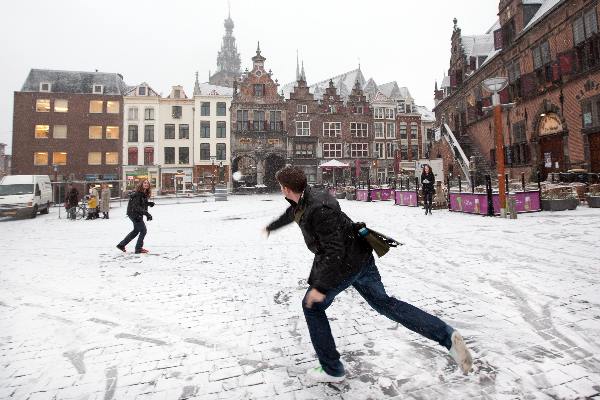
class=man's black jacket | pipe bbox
[266,186,372,294]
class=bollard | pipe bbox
[458,176,462,193]
[521,172,526,192]
[508,195,517,219]
[367,178,372,202]
[485,174,494,216]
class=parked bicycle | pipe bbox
[67,199,88,220]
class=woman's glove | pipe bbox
[147,201,155,207]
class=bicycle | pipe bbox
[67,200,88,220]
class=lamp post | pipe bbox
[482,77,509,218]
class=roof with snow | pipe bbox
[194,83,233,96]
[415,105,435,122]
[21,69,128,94]
[523,0,564,31]
[461,34,495,59]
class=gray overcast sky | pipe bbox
[0,0,499,153]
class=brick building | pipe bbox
[231,44,287,189]
[433,0,600,183]
[12,69,126,183]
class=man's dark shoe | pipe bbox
[116,244,126,252]
[135,248,149,254]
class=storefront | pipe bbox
[123,167,159,192]
[160,167,193,193]
[536,113,567,180]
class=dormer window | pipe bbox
[138,86,146,96]
[39,82,51,92]
[93,84,103,94]
[253,84,264,97]
[174,89,181,99]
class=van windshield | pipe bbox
[0,184,34,195]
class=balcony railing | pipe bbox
[235,121,284,132]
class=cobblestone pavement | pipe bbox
[1,196,599,399]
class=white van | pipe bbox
[0,175,53,218]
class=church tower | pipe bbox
[209,8,241,88]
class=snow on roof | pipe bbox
[461,34,495,58]
[310,68,366,100]
[485,19,501,34]
[415,105,435,122]
[195,83,233,96]
[523,0,564,32]
[125,82,160,97]
[21,69,128,94]
[440,75,451,89]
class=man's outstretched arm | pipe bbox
[265,206,294,234]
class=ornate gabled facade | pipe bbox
[230,44,287,189]
[209,11,241,88]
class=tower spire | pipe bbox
[301,60,306,82]
[296,50,300,81]
[194,71,201,96]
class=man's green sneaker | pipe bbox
[306,366,345,383]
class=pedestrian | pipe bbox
[116,179,154,254]
[86,192,98,220]
[421,164,435,215]
[100,183,111,219]
[64,185,79,220]
[264,166,472,383]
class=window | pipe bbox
[89,101,103,113]
[35,125,49,138]
[164,147,175,164]
[254,84,264,97]
[128,107,138,120]
[89,152,102,165]
[92,84,103,94]
[374,122,384,139]
[397,101,405,113]
[374,108,385,119]
[386,142,395,159]
[574,9,600,73]
[400,123,407,139]
[217,121,226,138]
[236,110,249,130]
[105,152,118,165]
[385,108,395,119]
[144,108,155,120]
[179,147,189,164]
[323,122,341,137]
[201,121,210,138]
[201,102,210,116]
[507,60,522,100]
[574,9,598,45]
[144,147,154,166]
[401,144,408,159]
[351,122,368,137]
[53,99,68,113]
[411,145,419,159]
[144,125,154,142]
[200,143,210,160]
[510,121,530,166]
[217,102,227,116]
[138,86,146,96]
[294,143,314,158]
[351,143,369,158]
[34,152,48,165]
[297,104,307,113]
[269,110,282,130]
[174,89,181,99]
[106,126,119,139]
[323,143,342,158]
[53,125,67,139]
[106,101,119,114]
[89,126,102,139]
[353,106,364,114]
[253,110,265,130]
[375,142,385,159]
[39,82,51,92]
[179,124,189,139]
[296,121,310,136]
[580,94,600,129]
[386,122,395,138]
[128,125,138,142]
[411,123,418,139]
[52,152,67,165]
[164,124,175,139]
[216,143,226,160]
[127,148,137,165]
[36,99,50,112]
[172,106,182,119]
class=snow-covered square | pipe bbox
[1,195,599,399]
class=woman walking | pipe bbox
[116,180,154,254]
[100,183,111,219]
[64,185,79,220]
[421,164,435,215]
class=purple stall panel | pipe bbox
[356,189,369,201]
[394,190,418,207]
[449,191,541,215]
[380,188,393,201]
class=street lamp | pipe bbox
[482,77,509,218]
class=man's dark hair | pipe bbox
[275,165,307,193]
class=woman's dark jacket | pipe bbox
[65,188,79,208]
[421,170,435,194]
[126,191,150,221]
[266,186,372,294]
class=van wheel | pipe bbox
[31,205,38,218]
[41,202,50,214]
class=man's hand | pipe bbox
[146,213,153,221]
[262,227,270,238]
[304,288,326,309]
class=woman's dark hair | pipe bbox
[275,166,307,193]
[135,180,152,197]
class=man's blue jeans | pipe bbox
[118,217,147,251]
[302,255,454,377]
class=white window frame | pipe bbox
[375,142,385,159]
[385,108,395,119]
[400,123,408,138]
[39,82,52,92]
[296,121,310,136]
[374,107,385,119]
[128,107,138,121]
[297,104,307,113]
[374,122,385,139]
[93,84,104,94]
[350,122,368,137]
[350,143,369,158]
[323,143,342,158]
[386,142,395,159]
[386,122,396,139]
[323,122,341,137]
[411,122,418,139]
[144,108,155,120]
